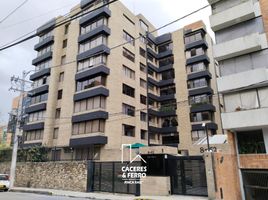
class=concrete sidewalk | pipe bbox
[10,187,208,200]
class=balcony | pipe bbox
[207,0,222,5]
[78,25,111,44]
[72,110,108,123]
[149,126,178,134]
[239,154,268,169]
[79,7,111,26]
[191,122,218,131]
[217,68,268,93]
[23,122,44,131]
[70,136,107,147]
[221,107,268,130]
[80,0,95,8]
[29,68,51,81]
[210,0,256,31]
[73,86,109,101]
[25,103,46,114]
[190,103,215,113]
[34,36,54,51]
[148,108,176,117]
[29,85,49,96]
[77,44,110,61]
[32,51,53,66]
[75,65,110,81]
[213,33,264,61]
[185,39,208,51]
[36,18,56,35]
[188,86,214,96]
[187,70,212,81]
[186,54,210,66]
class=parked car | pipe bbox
[0,174,10,191]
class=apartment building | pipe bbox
[22,0,222,161]
[208,0,268,199]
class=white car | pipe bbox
[0,174,10,191]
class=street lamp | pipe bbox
[202,123,210,152]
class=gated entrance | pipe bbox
[169,156,208,196]
[88,161,140,195]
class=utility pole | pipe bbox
[9,70,32,188]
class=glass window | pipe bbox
[122,103,135,116]
[123,48,135,62]
[122,65,135,80]
[189,94,211,105]
[140,47,146,57]
[158,42,173,53]
[140,79,147,89]
[184,32,203,44]
[53,128,59,139]
[140,20,148,32]
[79,35,106,53]
[76,76,106,91]
[141,130,147,140]
[123,30,135,46]
[190,112,212,122]
[123,124,135,137]
[191,130,206,142]
[187,62,206,73]
[187,78,208,89]
[140,95,147,105]
[122,84,135,98]
[161,70,174,80]
[159,56,174,67]
[140,112,147,122]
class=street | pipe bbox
[0,192,100,200]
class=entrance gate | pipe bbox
[169,156,208,196]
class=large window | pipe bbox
[79,35,107,53]
[159,56,174,67]
[140,47,146,58]
[161,69,174,80]
[187,78,208,89]
[122,103,135,116]
[237,130,266,154]
[160,85,176,96]
[140,63,146,73]
[184,32,203,45]
[191,130,206,142]
[162,116,178,127]
[75,146,100,160]
[81,17,107,35]
[123,124,135,137]
[187,62,207,74]
[140,112,147,122]
[35,59,52,72]
[72,120,105,135]
[32,76,49,89]
[37,45,53,57]
[185,47,205,59]
[30,93,48,105]
[123,30,135,46]
[25,130,44,141]
[140,95,147,105]
[123,48,135,62]
[77,54,107,72]
[76,76,106,91]
[190,111,212,122]
[74,96,106,113]
[140,79,147,89]
[122,65,135,80]
[140,20,148,32]
[122,84,135,98]
[39,31,52,42]
[160,99,177,111]
[158,42,173,53]
[28,111,46,122]
[189,94,211,105]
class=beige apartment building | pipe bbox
[22,0,223,161]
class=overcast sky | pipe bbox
[0,0,211,124]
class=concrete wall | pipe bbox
[141,176,171,196]
[0,161,88,192]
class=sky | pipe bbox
[0,0,212,124]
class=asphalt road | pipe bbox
[0,192,101,200]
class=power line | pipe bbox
[0,0,119,51]
[0,0,29,24]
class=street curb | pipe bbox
[9,188,52,196]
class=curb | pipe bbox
[9,188,52,196]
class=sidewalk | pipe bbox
[10,187,208,200]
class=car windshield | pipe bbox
[0,175,8,180]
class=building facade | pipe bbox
[208,0,268,199]
[23,0,222,161]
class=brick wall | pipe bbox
[240,154,268,169]
[0,161,88,192]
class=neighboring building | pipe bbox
[23,0,223,161]
[0,125,11,147]
[208,0,268,199]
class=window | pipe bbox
[189,94,211,105]
[35,59,52,72]
[190,111,212,122]
[39,31,52,42]
[79,35,107,53]
[188,78,208,89]
[62,39,67,48]
[140,34,146,44]
[162,116,178,127]
[123,14,135,25]
[72,120,105,135]
[25,130,44,141]
[148,68,154,76]
[77,54,106,72]
[51,149,61,161]
[140,20,148,31]
[53,128,59,139]
[191,130,206,142]
[122,84,135,98]
[74,96,106,113]
[148,54,154,62]
[140,63,146,73]
[140,95,147,105]
[140,47,146,58]
[28,111,46,122]
[161,70,174,80]
[123,30,135,46]
[37,45,53,57]
[123,124,135,137]
[61,55,66,65]
[184,32,203,44]
[148,83,154,91]
[187,62,206,73]
[159,56,174,67]
[140,112,147,122]
[59,72,64,82]
[57,90,63,99]
[122,65,135,80]
[141,130,147,140]
[160,100,177,111]
[160,85,176,96]
[30,93,48,105]
[55,108,61,119]
[123,48,135,62]
[122,103,135,116]
[81,18,108,35]
[140,79,147,89]
[158,42,173,53]
[185,47,204,59]
[76,76,106,91]
[64,24,69,35]
[32,76,49,88]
